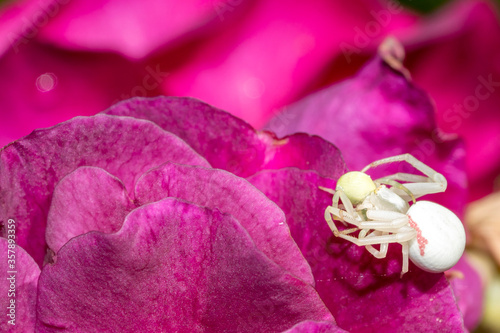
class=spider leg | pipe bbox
[401,241,409,276]
[361,154,447,197]
[363,231,411,276]
[318,186,335,195]
[360,230,389,259]
[324,206,362,236]
[333,189,356,217]
[319,187,357,222]
[360,210,409,233]
[334,228,416,246]
[377,173,430,183]
[327,207,414,275]
[375,178,416,204]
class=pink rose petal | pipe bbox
[46,166,136,253]
[282,320,347,333]
[135,162,314,284]
[0,239,40,332]
[0,40,152,147]
[36,198,335,332]
[0,114,209,265]
[399,0,500,201]
[104,96,345,179]
[36,0,254,59]
[163,0,417,126]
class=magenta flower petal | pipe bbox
[0,239,40,332]
[260,132,345,181]
[283,320,347,333]
[0,0,59,55]
[399,0,500,201]
[104,96,345,178]
[163,0,416,126]
[46,166,136,253]
[35,0,252,59]
[249,168,466,332]
[36,198,334,332]
[448,255,484,330]
[135,162,313,284]
[0,36,160,148]
[266,54,466,217]
[0,114,209,265]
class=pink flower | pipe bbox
[1,96,346,332]
[0,0,415,146]
[0,0,492,330]
[1,50,472,331]
[400,0,500,201]
[2,1,499,204]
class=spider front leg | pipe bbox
[324,206,362,236]
[320,187,358,224]
[331,226,416,247]
[361,153,447,198]
[325,208,390,258]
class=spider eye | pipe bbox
[336,171,376,205]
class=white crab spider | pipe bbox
[320,154,466,275]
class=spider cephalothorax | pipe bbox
[321,154,466,275]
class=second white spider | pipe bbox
[321,154,466,275]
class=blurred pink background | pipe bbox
[2,0,500,330]
[2,0,499,202]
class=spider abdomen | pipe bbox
[407,201,466,273]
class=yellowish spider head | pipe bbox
[336,171,376,205]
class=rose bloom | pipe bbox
[1,44,481,332]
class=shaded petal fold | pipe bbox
[0,114,209,265]
[135,162,313,284]
[36,198,334,332]
[46,166,136,253]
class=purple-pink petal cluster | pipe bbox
[0,49,478,331]
[1,95,346,332]
[38,198,332,332]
